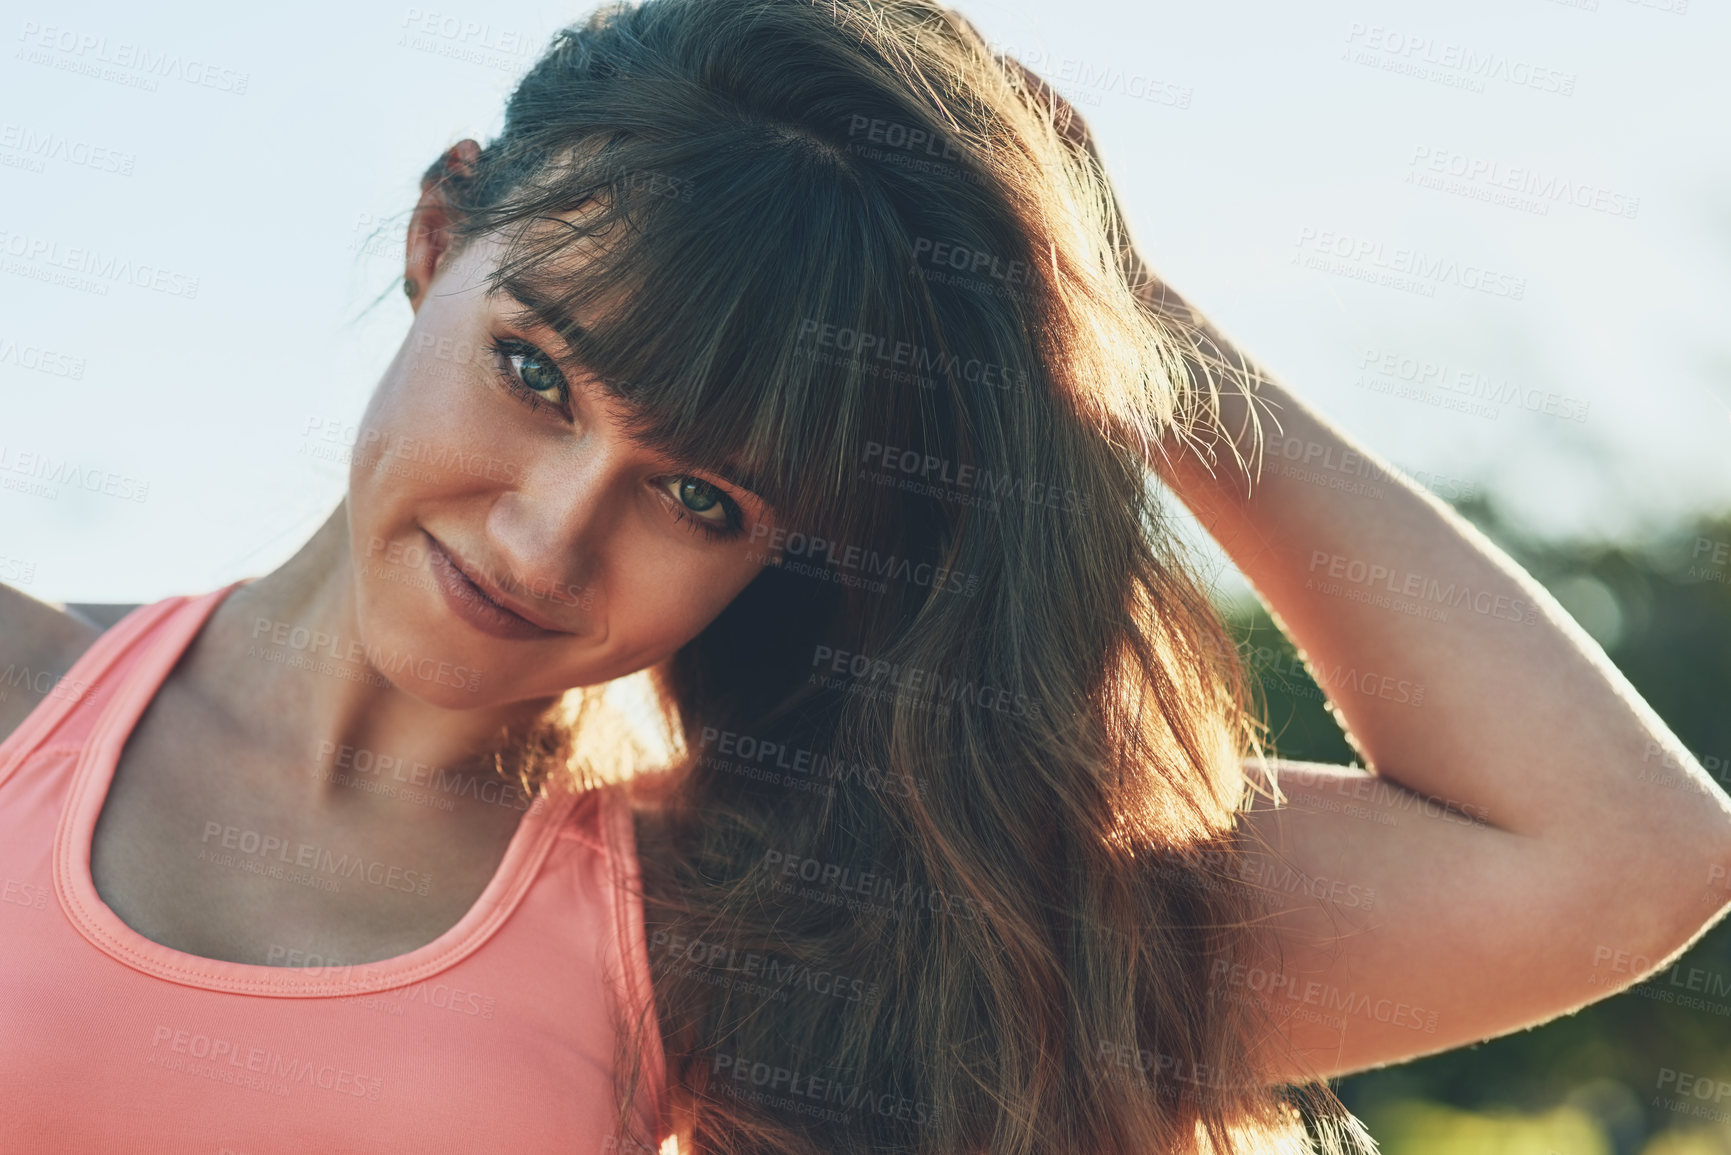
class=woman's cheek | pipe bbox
[626,553,753,646]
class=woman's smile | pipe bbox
[422,528,580,641]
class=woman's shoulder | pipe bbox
[0,583,128,748]
[0,581,109,672]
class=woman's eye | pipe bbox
[658,475,743,540]
[509,349,567,401]
[671,477,728,523]
[489,337,571,413]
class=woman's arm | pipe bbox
[1144,288,1731,1081]
[967,22,1731,1078]
[964,13,1728,1084]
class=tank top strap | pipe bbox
[0,584,240,789]
[599,778,672,1141]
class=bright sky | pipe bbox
[2,0,1727,604]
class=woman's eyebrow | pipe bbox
[493,278,592,367]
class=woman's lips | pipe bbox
[423,531,570,641]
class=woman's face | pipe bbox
[344,228,781,709]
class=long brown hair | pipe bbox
[422,1,1375,1150]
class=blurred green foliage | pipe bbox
[1223,497,1731,1155]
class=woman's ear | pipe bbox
[404,139,481,312]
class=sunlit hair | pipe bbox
[415,0,1376,1150]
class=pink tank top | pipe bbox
[0,584,669,1153]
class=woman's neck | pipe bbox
[182,497,564,824]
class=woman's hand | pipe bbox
[949,13,1152,288]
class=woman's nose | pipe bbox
[480,451,616,612]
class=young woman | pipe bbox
[2,0,1727,1152]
